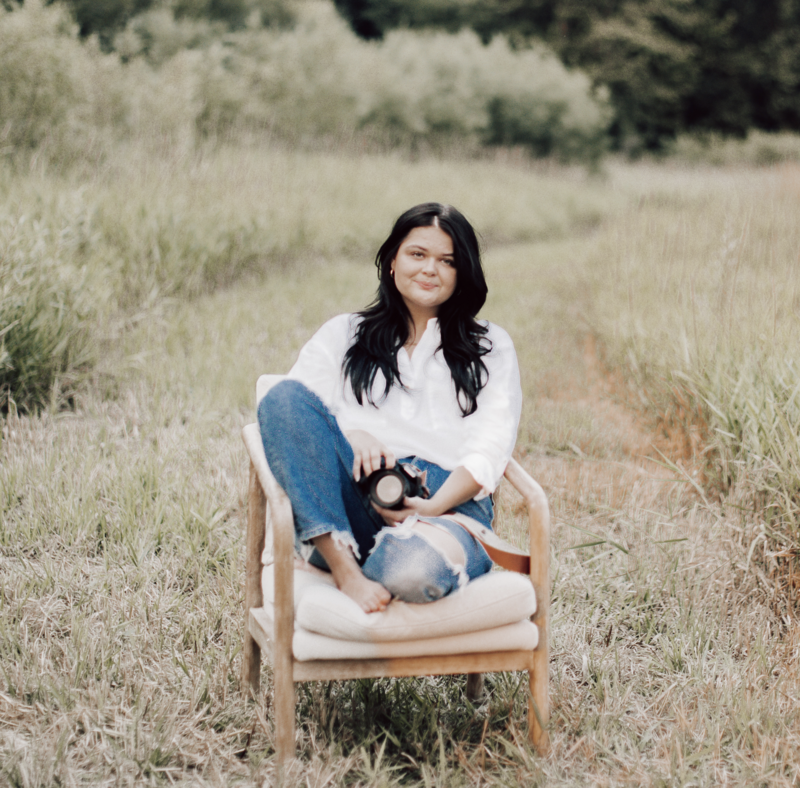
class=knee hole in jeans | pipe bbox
[409,520,466,567]
[363,529,466,603]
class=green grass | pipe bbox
[3,151,800,785]
[1,143,611,411]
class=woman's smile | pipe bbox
[391,225,457,318]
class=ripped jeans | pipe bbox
[258,380,493,604]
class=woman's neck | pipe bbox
[405,312,436,358]
[406,306,436,344]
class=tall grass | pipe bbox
[0,209,99,411]
[3,226,799,784]
[579,162,800,564]
[0,144,612,410]
[667,130,800,167]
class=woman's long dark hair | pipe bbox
[343,203,491,417]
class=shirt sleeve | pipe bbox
[286,314,355,412]
[457,324,522,499]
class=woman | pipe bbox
[258,203,521,613]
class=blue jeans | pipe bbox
[258,380,493,604]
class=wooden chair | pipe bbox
[241,375,550,769]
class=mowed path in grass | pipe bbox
[3,163,799,785]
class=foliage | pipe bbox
[0,1,608,164]
[0,207,97,412]
[334,0,800,151]
[476,36,609,162]
[332,0,486,39]
[0,0,201,161]
[63,0,296,44]
[0,1,609,164]
[162,2,609,161]
[64,0,155,43]
[0,0,104,154]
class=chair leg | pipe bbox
[242,461,267,693]
[242,629,261,695]
[529,647,550,755]
[465,673,484,701]
[274,669,295,773]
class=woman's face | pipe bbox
[391,225,457,318]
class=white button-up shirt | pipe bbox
[288,314,522,500]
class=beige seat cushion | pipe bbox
[292,620,538,662]
[261,564,538,660]
[298,572,535,641]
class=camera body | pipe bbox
[360,462,430,510]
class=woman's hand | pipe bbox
[344,429,396,482]
[373,496,441,525]
[372,465,483,526]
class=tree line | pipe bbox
[8,0,800,150]
[333,0,800,150]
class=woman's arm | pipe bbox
[456,324,522,498]
[374,466,482,524]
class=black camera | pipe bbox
[359,462,430,510]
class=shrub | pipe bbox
[478,37,611,164]
[0,1,200,164]
[1,1,610,165]
[116,1,610,162]
[0,0,94,155]
[114,7,218,65]
[200,7,362,138]
[0,210,96,411]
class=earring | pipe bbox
[390,269,395,277]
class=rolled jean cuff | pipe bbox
[295,524,361,563]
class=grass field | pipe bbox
[2,148,800,786]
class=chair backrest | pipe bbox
[257,374,285,407]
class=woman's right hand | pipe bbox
[344,430,396,482]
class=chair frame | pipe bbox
[241,422,551,768]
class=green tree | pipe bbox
[333,0,800,149]
[61,0,294,44]
[65,0,156,43]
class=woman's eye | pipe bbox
[442,259,454,266]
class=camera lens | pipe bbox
[374,474,404,507]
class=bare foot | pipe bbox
[337,571,392,613]
[311,533,391,613]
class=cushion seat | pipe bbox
[261,564,538,661]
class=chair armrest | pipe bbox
[502,458,550,631]
[242,423,295,571]
[242,423,288,510]
[242,423,295,669]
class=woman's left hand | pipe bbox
[373,496,441,525]
[372,466,482,526]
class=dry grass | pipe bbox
[578,161,800,564]
[2,158,800,786]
